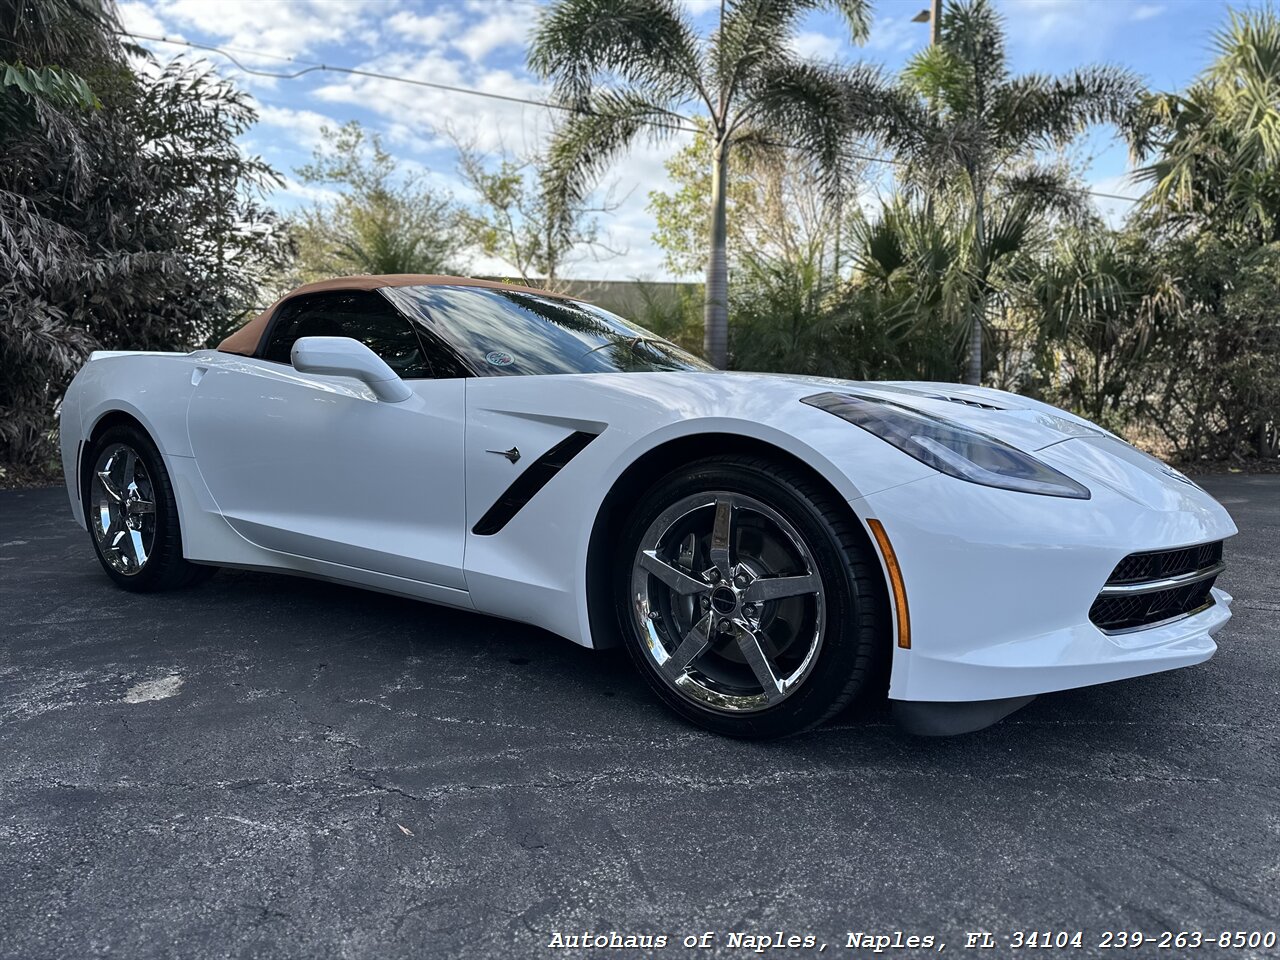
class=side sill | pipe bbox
[891,694,1037,736]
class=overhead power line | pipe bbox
[122,31,1145,204]
[124,31,584,115]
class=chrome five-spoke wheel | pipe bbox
[630,492,825,713]
[90,442,156,576]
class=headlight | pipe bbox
[802,392,1091,500]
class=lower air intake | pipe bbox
[1089,541,1224,633]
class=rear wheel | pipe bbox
[615,455,887,738]
[83,424,215,591]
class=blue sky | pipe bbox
[119,0,1244,280]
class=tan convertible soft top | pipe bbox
[217,274,580,357]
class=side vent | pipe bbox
[472,431,600,536]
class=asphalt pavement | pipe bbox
[1,476,1277,959]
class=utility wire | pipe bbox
[123,30,1145,204]
[124,31,585,115]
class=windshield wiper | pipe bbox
[580,335,664,358]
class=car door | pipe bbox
[186,289,468,590]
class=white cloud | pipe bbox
[254,104,343,150]
[269,176,343,210]
[388,9,459,47]
[117,0,168,37]
[866,13,928,54]
[385,121,445,155]
[148,0,380,60]
[1002,0,1150,50]
[453,13,533,62]
[791,31,843,62]
[312,51,554,155]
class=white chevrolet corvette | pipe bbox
[59,275,1237,737]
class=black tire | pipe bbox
[82,423,217,592]
[615,455,888,739]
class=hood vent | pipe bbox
[941,396,1005,411]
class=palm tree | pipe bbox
[878,0,1141,384]
[528,0,880,369]
[1027,228,1162,427]
[848,191,1047,382]
[1132,7,1280,244]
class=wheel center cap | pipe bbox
[710,585,738,616]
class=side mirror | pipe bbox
[291,336,412,403]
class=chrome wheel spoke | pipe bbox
[744,573,819,604]
[709,496,734,580]
[109,527,134,567]
[119,528,141,569]
[121,449,138,488]
[97,468,123,503]
[733,623,785,702]
[130,529,148,566]
[127,498,155,516]
[639,550,708,596]
[663,614,713,679]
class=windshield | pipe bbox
[384,284,711,376]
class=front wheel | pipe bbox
[615,456,887,739]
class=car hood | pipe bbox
[696,373,1217,511]
[640,371,1228,512]
[721,373,1112,452]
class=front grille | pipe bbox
[1106,541,1222,584]
[1089,541,1224,633]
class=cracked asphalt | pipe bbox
[2,475,1278,959]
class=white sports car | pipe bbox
[59,275,1237,737]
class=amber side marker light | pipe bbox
[867,518,911,649]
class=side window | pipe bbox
[261,290,434,379]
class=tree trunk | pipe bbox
[966,181,986,386]
[703,139,730,369]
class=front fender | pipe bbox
[460,373,935,649]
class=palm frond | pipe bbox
[901,40,975,118]
[940,0,1007,101]
[1030,230,1132,339]
[542,89,682,236]
[744,58,874,193]
[1206,8,1280,166]
[995,163,1091,222]
[849,206,908,287]
[996,65,1144,148]
[1134,10,1280,243]
[714,0,870,97]
[528,0,703,107]
[981,198,1038,276]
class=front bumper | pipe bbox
[854,467,1237,706]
